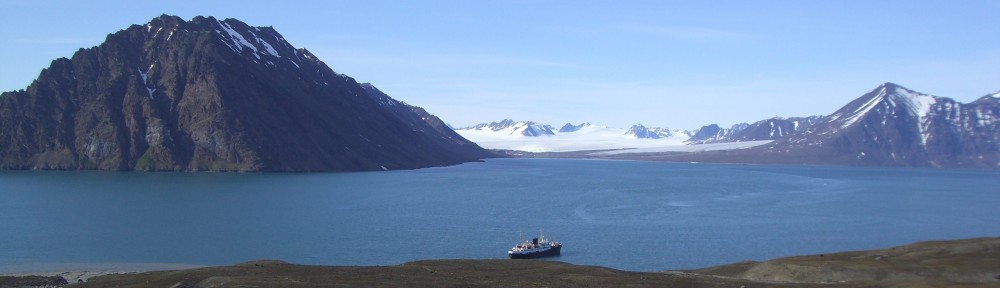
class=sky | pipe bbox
[2,1,999,130]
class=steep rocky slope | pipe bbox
[0,15,490,171]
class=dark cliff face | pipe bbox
[0,15,490,172]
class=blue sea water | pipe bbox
[2,158,999,272]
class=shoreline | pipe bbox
[0,262,205,283]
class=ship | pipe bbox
[508,229,562,259]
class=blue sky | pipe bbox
[2,1,999,129]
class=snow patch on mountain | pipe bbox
[835,85,886,129]
[211,19,283,61]
[890,86,937,145]
[251,28,281,58]
[137,64,156,99]
[215,19,260,58]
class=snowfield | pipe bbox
[591,140,773,155]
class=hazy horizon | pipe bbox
[3,1,999,130]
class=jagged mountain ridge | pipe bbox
[461,119,556,136]
[687,116,822,144]
[0,15,490,171]
[558,122,591,133]
[624,124,681,139]
[458,120,689,139]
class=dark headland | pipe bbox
[12,236,987,288]
[0,15,491,172]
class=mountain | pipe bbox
[0,15,490,172]
[767,83,1000,167]
[557,122,591,133]
[460,119,555,136]
[687,116,821,144]
[624,124,679,139]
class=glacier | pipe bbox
[454,121,770,153]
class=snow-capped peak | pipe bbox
[624,124,675,139]
[812,83,948,147]
[460,119,554,136]
[831,85,888,128]
[829,83,937,130]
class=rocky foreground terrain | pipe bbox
[2,237,992,288]
[692,237,1000,288]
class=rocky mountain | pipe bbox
[460,119,555,136]
[557,122,591,133]
[0,15,490,172]
[687,116,821,144]
[768,82,1000,167]
[624,124,681,139]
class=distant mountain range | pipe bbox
[462,119,557,137]
[458,83,1000,168]
[457,120,690,139]
[669,83,999,168]
[0,15,490,171]
[454,120,692,152]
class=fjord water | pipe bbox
[2,159,999,272]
